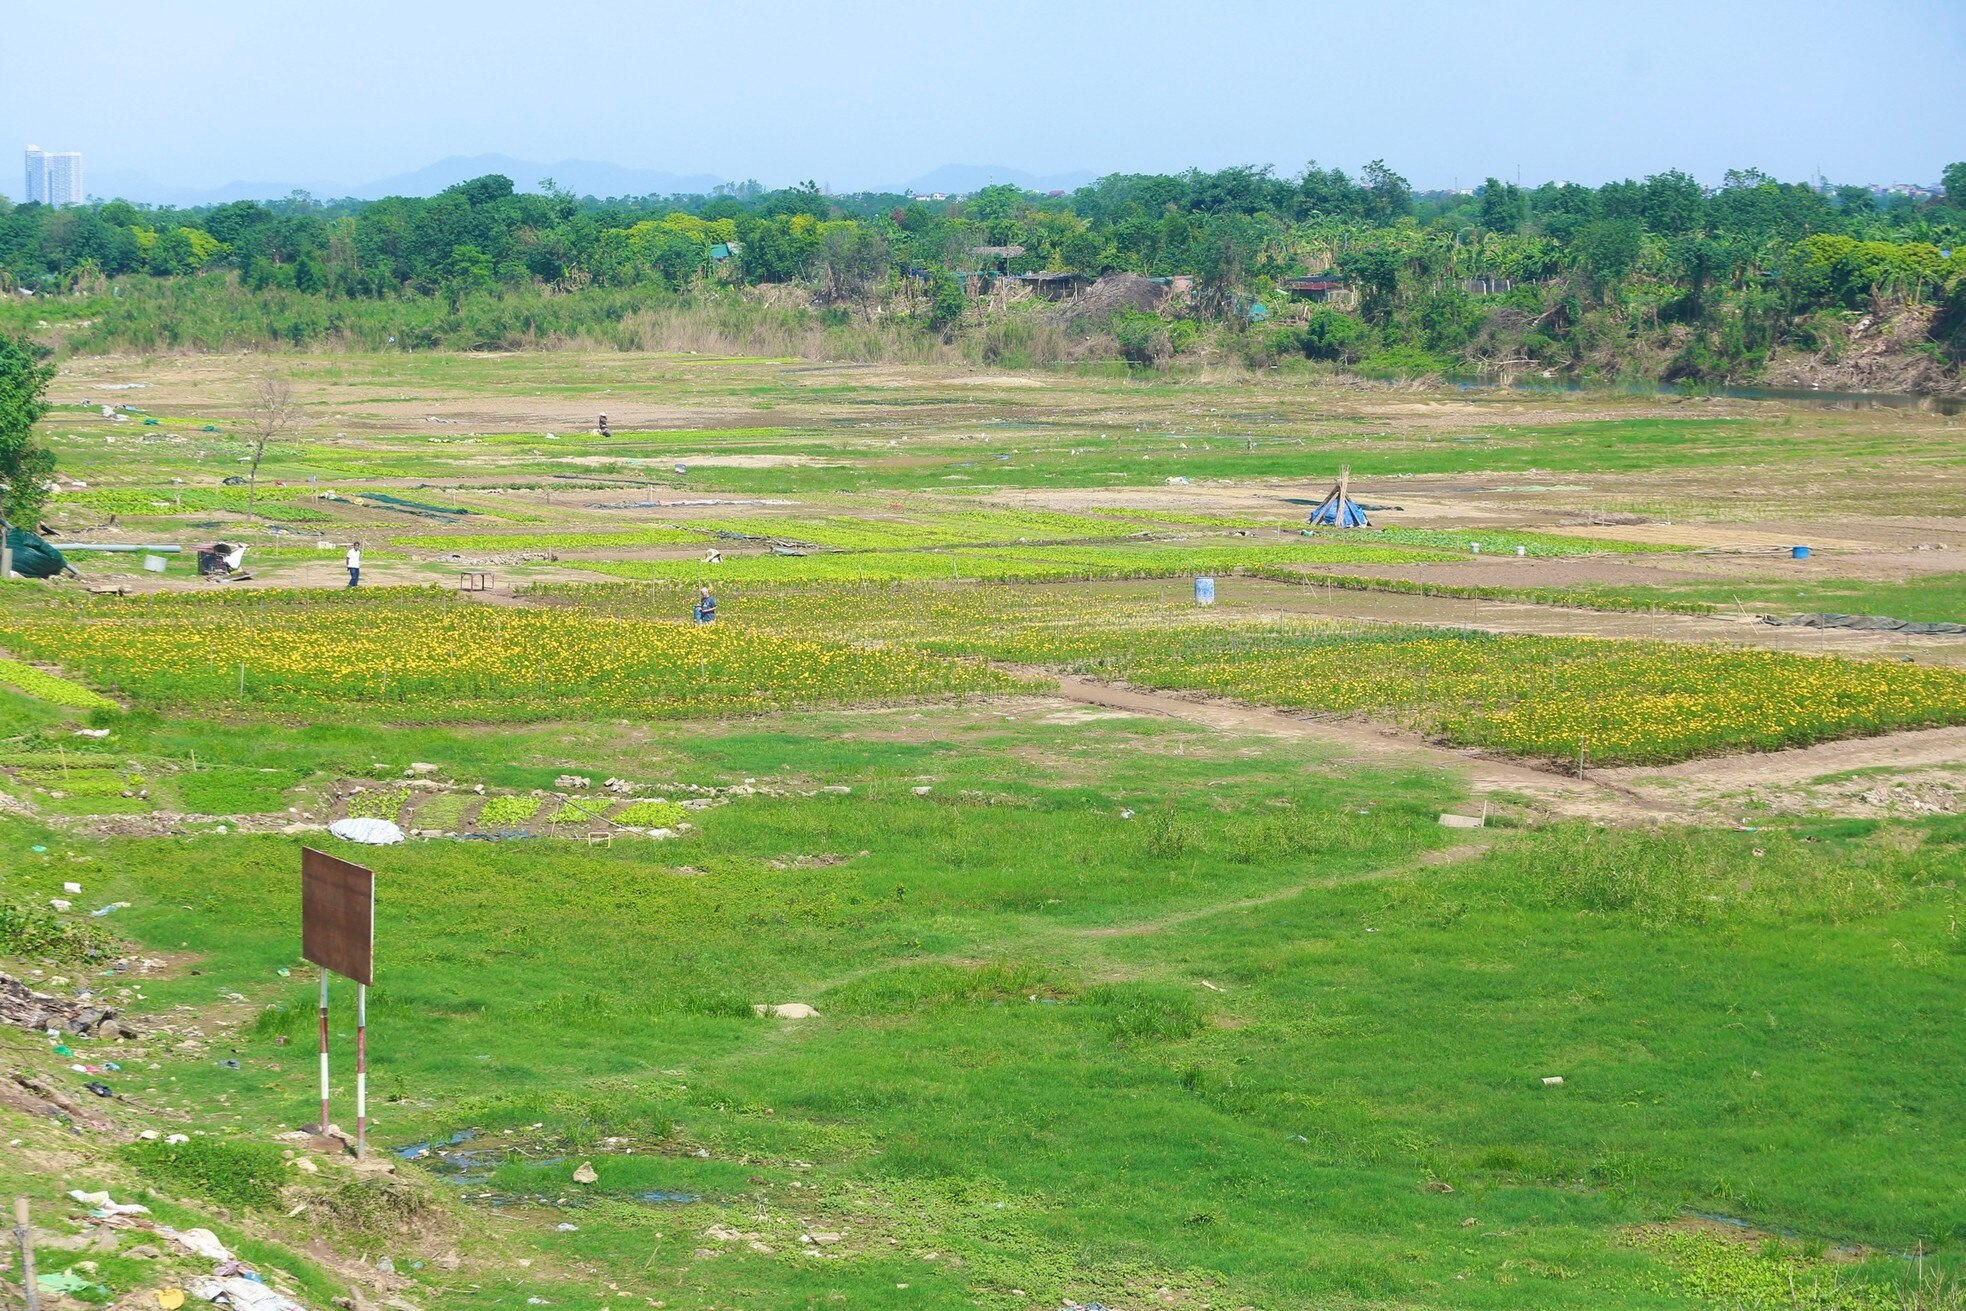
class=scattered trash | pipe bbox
[159,1290,188,1310]
[220,1059,241,1070]
[39,1270,104,1296]
[752,1003,819,1019]
[84,1081,115,1097]
[63,881,83,894]
[165,1228,233,1262]
[1541,1076,1565,1087]
[69,1190,149,1215]
[556,1222,579,1231]
[1437,811,1487,829]
[31,845,47,853]
[1119,809,1135,820]
[911,786,932,796]
[375,1258,395,1274]
[571,1161,598,1185]
[90,902,132,917]
[188,1275,306,1311]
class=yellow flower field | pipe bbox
[0,588,1016,721]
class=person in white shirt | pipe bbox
[345,541,362,588]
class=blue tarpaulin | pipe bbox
[1306,470,1369,528]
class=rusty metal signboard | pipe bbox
[301,847,377,1157]
[302,847,374,986]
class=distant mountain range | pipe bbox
[81,155,1100,207]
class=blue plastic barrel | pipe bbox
[1791,545,1810,560]
[1195,576,1215,605]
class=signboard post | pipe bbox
[301,847,375,1157]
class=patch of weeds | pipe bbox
[823,959,1074,1015]
[1139,809,1195,859]
[0,901,113,962]
[295,1174,452,1244]
[1633,1226,1913,1308]
[124,1135,288,1210]
[1088,982,1204,1044]
[175,767,304,815]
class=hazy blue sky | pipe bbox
[10,0,1963,193]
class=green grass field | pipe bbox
[5,354,1966,1311]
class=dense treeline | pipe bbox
[1,162,1963,384]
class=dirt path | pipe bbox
[1076,842,1490,938]
[1040,673,1966,824]
[1213,578,1966,663]
[1606,723,1966,789]
[1042,673,1652,821]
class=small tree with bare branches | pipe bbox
[244,372,300,512]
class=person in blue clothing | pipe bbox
[693,586,717,624]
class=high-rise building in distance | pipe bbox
[24,146,84,206]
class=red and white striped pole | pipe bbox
[356,984,368,1158]
[317,967,331,1136]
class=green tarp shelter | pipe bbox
[4,525,70,579]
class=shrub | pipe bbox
[0,901,112,962]
[124,1135,287,1209]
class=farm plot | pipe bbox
[0,588,1020,721]
[556,579,1966,766]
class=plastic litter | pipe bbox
[63,881,83,894]
[39,1270,102,1295]
[329,817,405,844]
[165,1227,234,1262]
[68,1189,149,1215]
[188,1275,306,1311]
[90,902,132,917]
[84,1081,115,1097]
[159,1290,188,1311]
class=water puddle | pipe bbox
[391,1128,701,1208]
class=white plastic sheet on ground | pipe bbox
[189,1276,308,1311]
[329,817,404,844]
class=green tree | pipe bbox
[1478,179,1527,233]
[443,243,494,308]
[928,272,966,335]
[1361,160,1413,222]
[0,333,57,535]
[1943,162,1966,207]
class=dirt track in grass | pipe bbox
[1036,675,1966,827]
